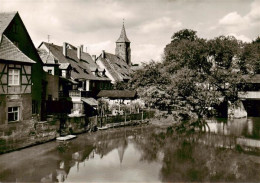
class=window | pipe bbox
[61,70,66,77]
[8,107,19,122]
[48,69,52,74]
[8,69,20,85]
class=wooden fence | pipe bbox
[87,110,155,128]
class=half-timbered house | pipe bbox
[0,32,35,123]
[0,12,45,122]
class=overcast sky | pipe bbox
[1,0,260,64]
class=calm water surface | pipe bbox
[0,118,260,182]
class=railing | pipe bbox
[87,110,156,128]
[69,90,81,97]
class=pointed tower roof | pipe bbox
[116,22,130,43]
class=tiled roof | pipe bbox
[80,51,98,71]
[98,52,132,81]
[0,35,35,64]
[97,90,137,99]
[81,97,98,106]
[38,48,57,65]
[59,63,70,69]
[42,42,110,81]
[0,12,16,36]
[59,76,78,84]
[116,24,130,43]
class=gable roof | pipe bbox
[116,24,130,43]
[37,48,58,65]
[0,12,17,37]
[40,42,110,81]
[0,35,35,64]
[97,90,137,99]
[98,52,132,81]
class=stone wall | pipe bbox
[0,119,59,154]
[0,94,32,124]
[228,100,247,119]
[66,116,86,134]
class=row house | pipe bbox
[0,12,45,123]
[38,42,112,116]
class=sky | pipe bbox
[1,0,260,64]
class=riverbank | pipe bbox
[0,111,155,155]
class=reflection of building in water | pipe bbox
[56,161,68,182]
[207,118,249,136]
[117,138,128,164]
[54,144,95,182]
[94,131,128,164]
[247,118,253,135]
[40,173,54,183]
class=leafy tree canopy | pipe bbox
[127,29,255,131]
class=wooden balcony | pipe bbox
[68,90,81,102]
[69,90,81,97]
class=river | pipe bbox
[0,117,260,182]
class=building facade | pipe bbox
[0,12,45,123]
[38,42,112,116]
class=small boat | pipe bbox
[56,135,77,141]
[97,126,109,130]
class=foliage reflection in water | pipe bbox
[0,118,260,182]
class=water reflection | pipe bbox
[0,119,259,182]
[207,117,260,139]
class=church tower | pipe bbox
[115,22,131,66]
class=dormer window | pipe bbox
[73,68,79,73]
[102,69,106,76]
[83,69,88,74]
[61,70,66,77]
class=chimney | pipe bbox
[80,45,83,52]
[92,55,96,61]
[85,46,87,53]
[63,42,67,57]
[102,50,105,59]
[77,46,81,60]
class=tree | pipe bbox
[239,37,260,74]
[130,30,247,132]
[129,61,171,110]
[171,29,198,42]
